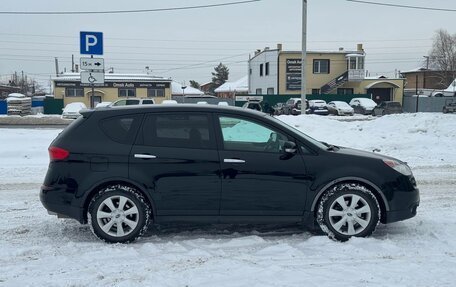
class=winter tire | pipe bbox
[317,183,380,241]
[88,185,151,243]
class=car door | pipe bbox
[129,112,221,217]
[215,114,309,218]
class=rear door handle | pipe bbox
[134,154,157,159]
[224,158,246,163]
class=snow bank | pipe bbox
[278,113,456,167]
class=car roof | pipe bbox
[81,104,267,118]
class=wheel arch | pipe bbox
[81,178,156,224]
[311,177,389,222]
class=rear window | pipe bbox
[100,114,142,144]
[142,100,154,105]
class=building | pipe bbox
[400,67,456,95]
[53,73,173,108]
[214,76,248,99]
[248,44,405,103]
[171,82,204,96]
[0,84,21,99]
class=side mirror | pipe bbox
[283,141,297,154]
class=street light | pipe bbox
[182,85,187,103]
[301,0,307,115]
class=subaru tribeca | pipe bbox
[41,105,419,243]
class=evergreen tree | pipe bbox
[210,63,229,94]
[189,80,200,89]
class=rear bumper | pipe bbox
[40,185,84,223]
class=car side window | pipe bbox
[113,100,126,106]
[142,113,215,149]
[218,116,288,153]
[100,114,142,144]
[126,100,140,105]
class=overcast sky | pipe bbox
[1,0,455,88]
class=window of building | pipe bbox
[337,88,354,95]
[249,68,252,75]
[147,88,165,97]
[66,88,84,97]
[260,64,264,76]
[267,88,274,95]
[142,113,215,149]
[312,89,320,95]
[313,59,330,74]
[118,88,136,97]
[265,62,270,76]
[256,88,262,95]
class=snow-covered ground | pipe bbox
[1,113,455,286]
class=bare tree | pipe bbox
[428,29,456,87]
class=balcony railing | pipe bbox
[348,69,365,81]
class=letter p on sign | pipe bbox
[80,31,103,55]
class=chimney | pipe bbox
[254,49,261,56]
[277,43,282,51]
[357,43,364,52]
[339,47,344,51]
[264,47,270,51]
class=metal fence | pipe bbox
[403,96,456,113]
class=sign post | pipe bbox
[80,31,104,108]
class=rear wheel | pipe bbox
[317,183,380,241]
[88,185,151,243]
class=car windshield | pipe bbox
[267,115,327,150]
[357,98,377,106]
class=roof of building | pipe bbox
[53,73,172,82]
[171,82,204,95]
[214,76,248,93]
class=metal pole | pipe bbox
[301,0,307,114]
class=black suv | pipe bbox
[41,105,419,243]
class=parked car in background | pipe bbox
[326,101,355,116]
[61,102,87,119]
[283,98,307,115]
[242,100,263,112]
[442,99,456,113]
[162,100,178,104]
[273,102,285,115]
[218,101,229,106]
[307,100,329,115]
[41,104,419,243]
[95,102,112,108]
[372,101,403,116]
[349,98,377,115]
[109,98,155,107]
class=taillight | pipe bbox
[48,146,69,161]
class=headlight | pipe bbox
[383,159,412,176]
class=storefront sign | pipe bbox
[55,81,170,88]
[286,59,302,91]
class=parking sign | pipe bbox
[80,31,103,55]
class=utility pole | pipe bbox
[55,58,59,76]
[301,0,307,114]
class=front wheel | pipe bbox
[317,183,380,241]
[88,185,151,243]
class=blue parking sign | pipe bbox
[80,31,103,55]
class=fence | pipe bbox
[234,94,371,107]
[0,100,6,114]
[403,96,456,113]
[43,98,64,115]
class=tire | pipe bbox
[316,183,380,241]
[88,185,151,243]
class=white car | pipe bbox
[217,101,229,106]
[61,102,87,119]
[326,101,354,116]
[349,98,377,115]
[95,102,112,108]
[109,98,155,107]
[161,100,178,104]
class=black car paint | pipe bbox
[41,105,419,228]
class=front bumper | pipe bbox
[384,186,420,223]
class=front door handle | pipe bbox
[134,154,157,159]
[224,158,246,163]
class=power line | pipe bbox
[0,0,260,15]
[346,0,456,12]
